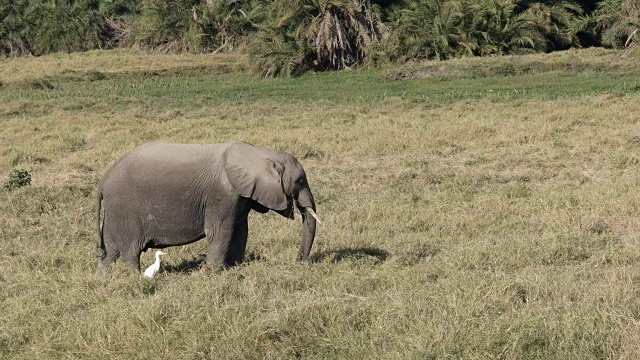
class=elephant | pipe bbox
[95,141,318,275]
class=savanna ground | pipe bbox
[1,47,640,359]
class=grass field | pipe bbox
[2,47,640,359]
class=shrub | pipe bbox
[134,0,262,53]
[248,28,307,77]
[27,0,104,55]
[100,0,143,48]
[520,1,585,51]
[384,0,470,61]
[1,0,105,57]
[201,0,265,52]
[135,0,204,53]
[384,0,584,61]
[3,169,32,192]
[0,0,32,57]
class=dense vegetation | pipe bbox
[1,0,639,75]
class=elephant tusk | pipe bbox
[305,207,322,225]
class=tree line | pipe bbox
[1,0,638,76]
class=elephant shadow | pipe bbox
[310,247,389,264]
[162,252,267,274]
[163,254,206,274]
[162,248,388,273]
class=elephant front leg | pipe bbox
[205,225,234,268]
[227,218,248,266]
[204,198,251,268]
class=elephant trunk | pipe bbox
[297,187,317,260]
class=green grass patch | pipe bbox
[1,49,640,121]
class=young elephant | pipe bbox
[95,141,318,275]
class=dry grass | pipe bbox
[0,49,245,86]
[2,49,640,359]
[384,47,640,80]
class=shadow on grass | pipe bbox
[310,247,389,264]
[163,248,388,273]
[163,254,206,274]
[163,252,268,274]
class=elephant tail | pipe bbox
[96,187,105,259]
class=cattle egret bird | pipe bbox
[143,251,166,278]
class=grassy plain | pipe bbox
[1,47,640,359]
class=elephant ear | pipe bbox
[223,144,288,211]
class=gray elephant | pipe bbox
[95,141,318,275]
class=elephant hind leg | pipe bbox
[96,240,120,276]
[98,204,146,273]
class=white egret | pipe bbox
[143,251,166,278]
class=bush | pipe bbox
[384,0,470,61]
[100,0,143,48]
[1,0,105,57]
[0,0,32,57]
[3,169,32,192]
[384,0,583,61]
[134,0,262,53]
[26,0,104,55]
[521,1,585,51]
[201,0,265,52]
[135,0,203,53]
[248,29,307,77]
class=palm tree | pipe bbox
[21,0,104,55]
[136,0,204,53]
[250,0,386,76]
[201,0,265,52]
[386,0,470,61]
[518,0,584,51]
[0,0,31,57]
[463,0,541,56]
[248,26,306,77]
[99,0,142,47]
[590,0,639,48]
[384,0,573,62]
